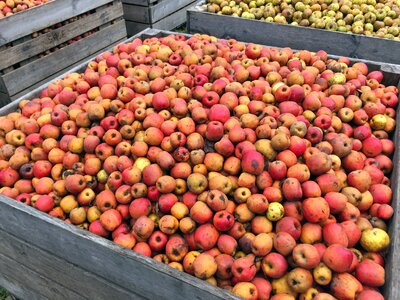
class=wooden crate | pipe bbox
[0,28,399,300]
[0,28,239,300]
[0,0,127,105]
[123,0,199,36]
[123,0,158,5]
[187,2,400,65]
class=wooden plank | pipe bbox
[0,253,85,300]
[125,21,151,37]
[0,91,9,106]
[123,3,150,23]
[125,0,198,36]
[139,28,170,38]
[123,0,195,23]
[384,123,400,299]
[0,230,141,300]
[381,65,400,87]
[383,70,400,300]
[187,5,400,65]
[0,1,124,70]
[0,75,7,95]
[151,0,195,23]
[122,0,157,6]
[1,20,127,97]
[0,0,115,47]
[0,272,47,300]
[0,197,239,300]
[152,0,197,29]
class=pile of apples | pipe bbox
[0,32,398,300]
[0,0,49,18]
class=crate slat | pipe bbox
[386,149,400,299]
[125,0,199,36]
[123,0,195,24]
[0,268,48,300]
[0,230,142,300]
[123,3,149,23]
[0,2,124,70]
[122,0,157,5]
[0,20,127,97]
[0,0,115,47]
[0,75,8,95]
[0,196,239,300]
[125,22,150,37]
[151,0,195,23]
[123,0,196,27]
[0,253,85,300]
[385,84,400,300]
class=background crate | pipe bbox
[123,0,158,5]
[0,28,399,300]
[187,2,400,66]
[123,0,200,36]
[0,0,127,105]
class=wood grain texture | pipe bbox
[123,0,195,23]
[122,0,157,5]
[0,266,49,300]
[123,3,150,23]
[151,0,195,23]
[0,91,10,106]
[0,20,127,96]
[383,74,400,300]
[187,5,400,65]
[0,0,115,46]
[0,197,239,300]
[0,230,141,300]
[0,253,85,300]
[0,76,7,95]
[0,1,124,70]
[125,0,199,36]
[125,22,150,37]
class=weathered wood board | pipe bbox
[122,0,157,5]
[0,196,238,300]
[0,0,115,47]
[0,3,123,71]
[124,0,200,36]
[123,0,195,23]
